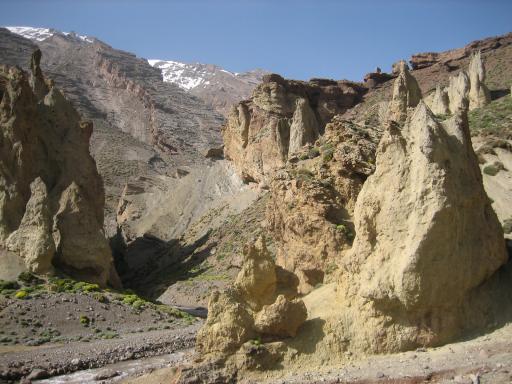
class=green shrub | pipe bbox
[18,272,43,285]
[92,293,107,303]
[49,278,75,293]
[321,142,335,163]
[122,294,139,305]
[335,223,354,241]
[308,147,320,159]
[14,290,29,299]
[132,299,145,310]
[0,280,20,290]
[483,164,500,176]
[79,315,90,326]
[81,283,100,293]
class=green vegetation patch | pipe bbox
[483,161,504,176]
[14,290,29,300]
[468,96,512,138]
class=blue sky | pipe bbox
[1,0,511,81]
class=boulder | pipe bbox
[254,295,307,337]
[196,289,255,355]
[196,237,307,357]
[202,146,224,159]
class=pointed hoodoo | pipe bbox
[428,51,490,116]
[387,60,422,123]
[339,93,507,353]
[29,49,48,99]
[468,51,491,110]
[447,70,470,114]
[288,97,320,155]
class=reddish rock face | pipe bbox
[410,32,512,70]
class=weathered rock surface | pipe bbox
[338,99,507,353]
[5,178,54,273]
[196,237,306,356]
[426,51,489,116]
[468,51,491,110]
[266,117,379,294]
[363,71,395,88]
[253,295,307,338]
[425,84,449,115]
[223,74,367,182]
[447,71,471,114]
[0,54,117,286]
[387,61,422,122]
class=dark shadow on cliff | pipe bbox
[110,229,215,300]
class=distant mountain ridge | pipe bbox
[148,60,268,116]
[5,26,267,117]
[0,26,225,235]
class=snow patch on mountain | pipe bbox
[148,59,234,90]
[5,26,94,44]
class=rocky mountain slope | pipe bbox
[148,59,268,116]
[0,26,225,236]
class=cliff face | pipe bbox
[0,52,118,286]
[222,74,367,182]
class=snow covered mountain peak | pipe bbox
[148,58,268,115]
[148,59,239,91]
[5,26,94,44]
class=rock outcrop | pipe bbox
[222,74,367,182]
[467,51,491,110]
[447,71,471,114]
[0,52,118,286]
[425,84,449,115]
[337,99,507,353]
[387,61,422,122]
[196,237,307,356]
[266,117,379,294]
[409,32,512,70]
[427,51,490,115]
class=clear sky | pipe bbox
[1,0,511,81]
